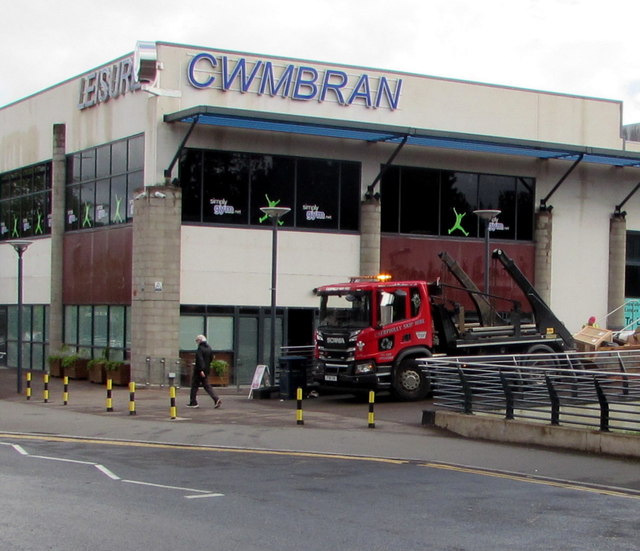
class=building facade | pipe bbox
[2,41,640,384]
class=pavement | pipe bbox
[1,368,639,491]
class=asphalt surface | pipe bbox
[1,368,639,491]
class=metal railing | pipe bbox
[421,349,640,433]
[144,357,187,386]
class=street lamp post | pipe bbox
[473,210,501,297]
[260,206,290,387]
[8,240,33,394]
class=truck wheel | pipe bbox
[393,359,431,401]
[521,344,557,386]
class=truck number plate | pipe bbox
[325,375,338,382]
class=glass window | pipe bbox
[81,150,96,181]
[0,162,52,241]
[206,316,234,350]
[626,232,640,298]
[128,135,144,171]
[250,155,295,225]
[80,182,95,228]
[516,177,535,241]
[112,140,127,175]
[381,167,400,233]
[109,306,126,349]
[340,162,360,231]
[237,317,258,385]
[7,306,17,340]
[442,171,477,237]
[381,166,535,242]
[96,144,111,179]
[64,306,78,345]
[180,149,203,223]
[95,179,110,227]
[179,316,204,351]
[202,151,250,225]
[94,306,109,349]
[65,185,81,230]
[296,159,339,230]
[400,168,440,235]
[111,176,127,224]
[78,306,93,346]
[479,174,516,240]
[180,149,361,232]
[64,134,143,232]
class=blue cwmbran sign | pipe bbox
[187,53,403,110]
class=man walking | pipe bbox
[187,334,222,409]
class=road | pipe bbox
[2,435,640,551]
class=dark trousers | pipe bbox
[189,373,219,405]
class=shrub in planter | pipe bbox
[209,359,229,386]
[62,354,89,379]
[105,360,130,386]
[87,358,107,384]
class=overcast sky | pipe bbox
[3,0,640,124]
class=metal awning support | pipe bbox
[365,134,408,200]
[614,181,640,217]
[163,116,200,181]
[539,154,583,211]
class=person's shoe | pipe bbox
[186,403,199,408]
[214,399,222,409]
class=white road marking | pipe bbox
[12,444,28,455]
[122,479,220,496]
[3,439,222,498]
[95,464,121,480]
[28,454,97,465]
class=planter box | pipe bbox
[209,374,230,387]
[88,362,107,384]
[64,358,89,380]
[105,363,130,386]
[48,358,64,377]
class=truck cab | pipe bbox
[313,280,434,400]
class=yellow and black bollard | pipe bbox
[129,382,136,415]
[106,378,114,412]
[368,390,375,429]
[63,376,69,405]
[296,387,304,425]
[43,373,49,403]
[169,385,177,419]
[26,371,32,400]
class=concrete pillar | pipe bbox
[130,185,182,383]
[360,197,381,276]
[534,210,553,304]
[49,124,66,354]
[608,214,626,330]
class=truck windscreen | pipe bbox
[318,292,371,328]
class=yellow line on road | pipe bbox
[0,433,407,465]
[419,462,640,500]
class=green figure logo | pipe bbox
[259,195,286,225]
[448,208,469,236]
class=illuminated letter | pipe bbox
[187,53,217,88]
[259,62,294,97]
[375,77,403,110]
[347,74,372,107]
[292,66,319,100]
[319,70,347,104]
[220,57,263,92]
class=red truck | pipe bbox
[312,250,574,400]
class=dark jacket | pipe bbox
[195,341,214,376]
